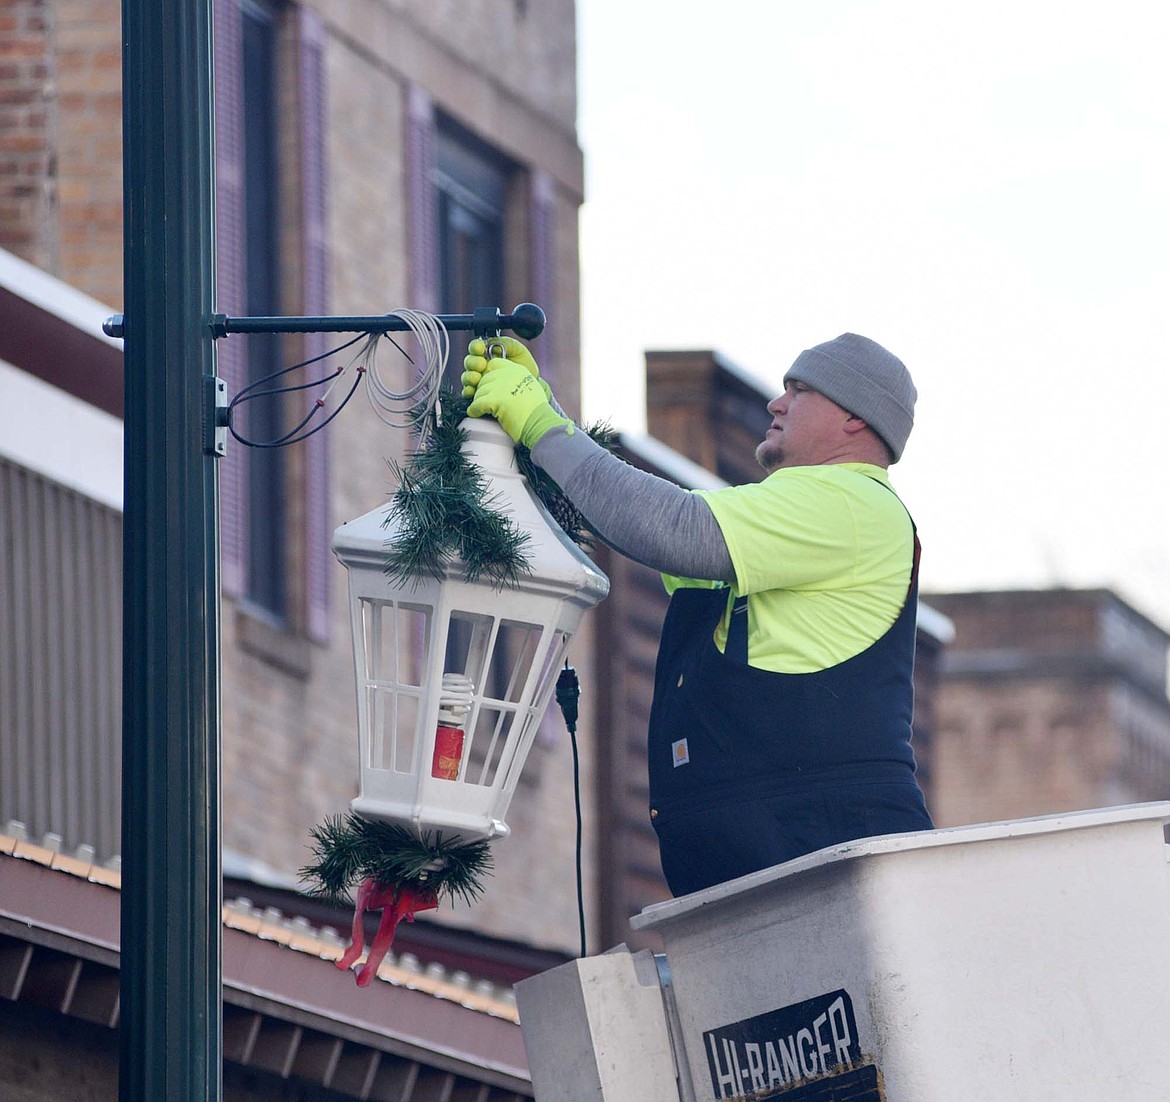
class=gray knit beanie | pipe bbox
[783,333,916,462]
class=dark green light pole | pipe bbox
[118,0,221,1097]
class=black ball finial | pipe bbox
[507,303,546,340]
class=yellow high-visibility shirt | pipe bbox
[662,463,914,673]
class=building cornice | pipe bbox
[0,247,123,418]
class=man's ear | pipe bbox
[842,415,870,436]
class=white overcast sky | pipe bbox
[576,1,1170,627]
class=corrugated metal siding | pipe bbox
[0,456,122,858]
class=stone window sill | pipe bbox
[235,603,313,679]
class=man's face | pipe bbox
[755,381,856,472]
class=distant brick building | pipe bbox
[923,588,1170,827]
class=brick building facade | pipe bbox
[0,0,122,299]
[1,0,594,959]
[2,1,592,1095]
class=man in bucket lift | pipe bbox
[462,333,933,897]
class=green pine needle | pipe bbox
[299,812,494,909]
[515,421,619,550]
[382,386,533,589]
[381,388,619,586]
[300,399,618,912]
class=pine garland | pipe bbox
[381,386,617,584]
[300,812,493,909]
[383,390,532,589]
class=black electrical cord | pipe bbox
[226,329,422,449]
[555,662,586,958]
[230,329,366,402]
[230,370,365,448]
[228,331,369,448]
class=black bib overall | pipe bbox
[647,535,933,897]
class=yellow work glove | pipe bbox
[462,336,552,402]
[466,357,573,449]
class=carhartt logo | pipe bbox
[672,738,689,767]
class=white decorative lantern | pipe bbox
[333,418,610,842]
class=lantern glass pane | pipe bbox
[464,705,519,786]
[485,619,543,704]
[367,686,422,773]
[392,690,421,773]
[364,600,429,687]
[443,610,495,688]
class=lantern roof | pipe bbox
[333,418,609,603]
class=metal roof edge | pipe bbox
[0,838,524,1030]
[616,431,727,490]
[0,246,122,350]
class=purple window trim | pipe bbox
[216,0,330,645]
[299,7,331,645]
[529,168,555,386]
[407,84,439,314]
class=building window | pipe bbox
[406,96,561,773]
[433,117,510,387]
[217,0,329,661]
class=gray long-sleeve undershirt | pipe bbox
[530,425,736,583]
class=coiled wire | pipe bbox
[363,309,450,431]
[226,310,450,448]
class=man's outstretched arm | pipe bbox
[532,425,734,582]
[461,340,734,582]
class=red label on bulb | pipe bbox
[431,725,465,779]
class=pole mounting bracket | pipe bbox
[203,375,228,456]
